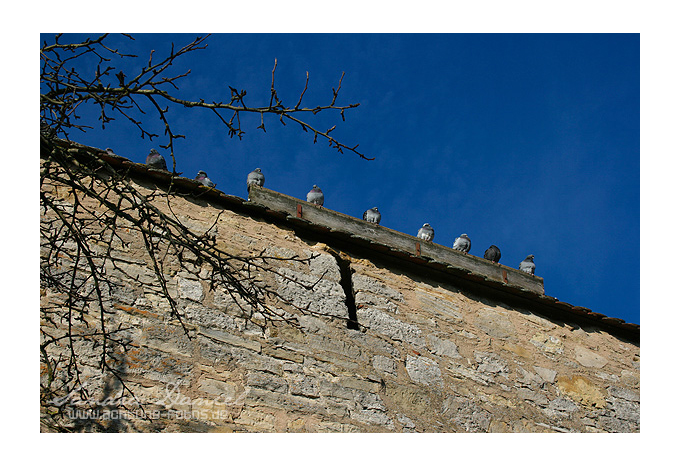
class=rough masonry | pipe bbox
[40,140,640,432]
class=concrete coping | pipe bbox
[247,185,544,295]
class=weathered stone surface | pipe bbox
[607,385,640,402]
[289,374,320,398]
[574,345,608,368]
[533,366,557,383]
[428,335,462,359]
[474,308,516,339]
[557,375,607,409]
[246,371,289,393]
[177,276,204,302]
[416,291,463,321]
[357,308,425,347]
[276,267,348,319]
[372,355,397,376]
[474,351,509,378]
[352,274,403,302]
[406,355,444,387]
[197,377,239,401]
[530,332,564,354]
[40,162,640,433]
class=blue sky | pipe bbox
[40,33,640,325]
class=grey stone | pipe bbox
[397,413,416,429]
[406,355,444,387]
[349,408,394,428]
[474,351,509,377]
[185,304,239,332]
[428,335,462,359]
[517,387,549,405]
[608,398,639,422]
[308,253,342,282]
[447,361,492,386]
[177,276,204,302]
[548,397,580,413]
[354,291,399,312]
[357,307,425,347]
[246,371,288,393]
[533,366,557,383]
[289,374,320,398]
[574,345,608,368]
[443,396,491,433]
[276,267,348,319]
[516,366,543,387]
[372,355,397,376]
[352,274,403,302]
[607,386,640,402]
[297,314,331,334]
[354,390,386,411]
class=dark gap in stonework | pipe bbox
[330,252,360,330]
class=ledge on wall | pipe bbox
[41,137,640,343]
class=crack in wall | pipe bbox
[326,250,360,330]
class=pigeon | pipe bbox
[247,168,265,188]
[519,255,536,275]
[363,207,381,224]
[307,185,324,206]
[453,234,471,253]
[106,148,116,156]
[195,170,216,188]
[484,245,502,264]
[146,149,168,171]
[417,223,434,241]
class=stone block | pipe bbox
[352,274,403,302]
[177,276,204,302]
[428,335,462,359]
[574,345,608,368]
[533,366,557,383]
[372,355,397,376]
[357,307,425,347]
[530,332,564,354]
[474,308,516,339]
[246,371,288,393]
[406,355,444,387]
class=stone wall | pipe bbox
[40,149,640,433]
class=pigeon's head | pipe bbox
[423,223,431,228]
[149,149,159,155]
[525,254,535,261]
[460,233,469,238]
[311,185,321,191]
[254,168,262,173]
[197,171,207,177]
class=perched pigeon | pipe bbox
[453,233,471,253]
[484,245,502,264]
[247,168,265,188]
[363,207,381,224]
[146,149,168,171]
[195,170,216,188]
[519,255,536,275]
[307,185,324,206]
[105,148,116,156]
[417,223,435,241]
